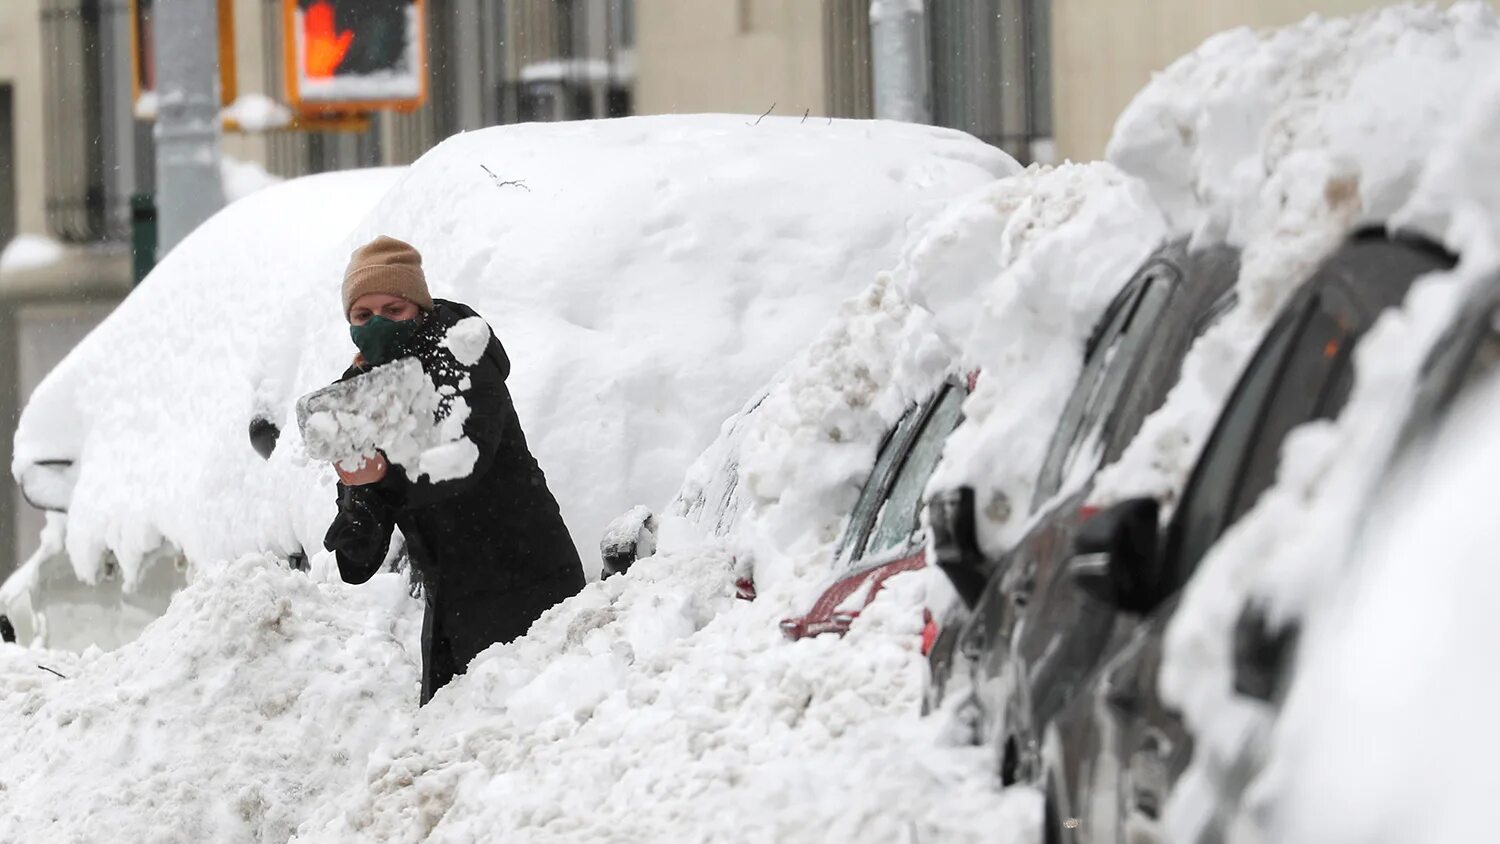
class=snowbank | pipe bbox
[1091,1,1500,511]
[1267,369,1500,844]
[293,549,1037,843]
[673,162,1168,584]
[12,115,1014,593]
[0,557,423,843]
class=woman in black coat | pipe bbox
[323,236,584,705]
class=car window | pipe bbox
[861,384,967,558]
[837,397,936,560]
[1035,270,1174,503]
[1229,303,1353,523]
[1169,303,1306,585]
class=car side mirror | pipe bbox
[1069,497,1160,614]
[930,486,989,609]
[600,506,657,579]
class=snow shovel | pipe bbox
[296,357,441,466]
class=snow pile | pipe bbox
[294,548,1037,843]
[1091,1,1500,509]
[0,556,423,843]
[674,162,1168,576]
[286,161,1175,844]
[1268,370,1500,843]
[12,115,1014,593]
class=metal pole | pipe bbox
[869,0,931,124]
[153,0,226,254]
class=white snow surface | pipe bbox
[0,557,423,843]
[0,118,1033,841]
[1267,369,1500,844]
[11,116,1012,589]
[1090,0,1500,512]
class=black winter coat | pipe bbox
[323,300,584,704]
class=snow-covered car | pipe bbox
[4,116,1013,650]
[922,238,1241,757]
[1037,230,1459,843]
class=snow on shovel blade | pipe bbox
[296,358,442,467]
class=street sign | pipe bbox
[282,0,427,114]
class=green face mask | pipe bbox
[350,314,421,367]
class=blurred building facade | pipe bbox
[635,0,1054,164]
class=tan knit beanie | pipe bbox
[342,235,434,316]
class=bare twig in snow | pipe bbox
[747,103,776,126]
[801,108,810,124]
[480,165,531,192]
[37,665,66,679]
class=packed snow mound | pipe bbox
[295,549,1036,843]
[674,162,1169,576]
[1091,1,1500,510]
[0,556,423,844]
[1267,369,1500,844]
[915,164,1168,550]
[13,115,1015,593]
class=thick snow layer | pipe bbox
[672,162,1167,578]
[1266,370,1500,843]
[0,557,423,843]
[1,119,1026,840]
[294,549,1037,843]
[1090,1,1500,512]
[11,167,406,585]
[917,165,1168,550]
